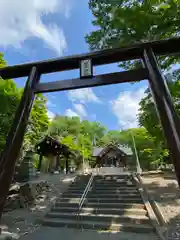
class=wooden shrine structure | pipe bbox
[36,136,71,174]
[93,144,133,168]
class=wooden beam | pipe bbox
[35,68,148,93]
[0,38,180,79]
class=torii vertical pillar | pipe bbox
[143,48,180,187]
[0,67,39,217]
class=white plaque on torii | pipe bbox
[80,59,93,78]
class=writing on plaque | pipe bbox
[80,59,92,78]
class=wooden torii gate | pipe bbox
[0,38,180,218]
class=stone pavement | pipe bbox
[20,227,159,240]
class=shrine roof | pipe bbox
[35,136,69,156]
[93,144,133,157]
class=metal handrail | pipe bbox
[76,172,94,227]
[79,173,94,210]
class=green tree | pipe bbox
[119,128,165,169]
[0,79,22,151]
[48,116,81,138]
[138,72,180,164]
[80,120,107,146]
[48,115,107,168]
[49,115,106,146]
[99,130,122,146]
[23,94,49,152]
[86,0,180,70]
[0,53,7,68]
[86,1,180,168]
[0,52,49,156]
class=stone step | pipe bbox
[88,193,141,198]
[56,197,143,204]
[54,202,79,208]
[94,185,136,189]
[92,188,137,192]
[94,183,136,187]
[94,178,132,180]
[92,189,137,192]
[51,206,147,216]
[93,186,137,190]
[86,198,143,204]
[62,193,83,198]
[94,178,134,183]
[67,188,86,192]
[45,212,150,225]
[62,192,141,198]
[95,177,133,180]
[94,180,133,183]
[91,189,139,194]
[65,190,86,194]
[68,184,88,189]
[95,179,133,183]
[67,184,85,188]
[95,175,132,179]
[93,183,135,187]
[55,202,145,209]
[41,218,155,233]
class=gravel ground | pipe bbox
[0,173,76,239]
[142,171,180,240]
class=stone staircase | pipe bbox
[41,174,156,234]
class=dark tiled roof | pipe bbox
[93,144,132,157]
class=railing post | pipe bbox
[77,173,94,228]
[0,67,40,218]
[143,48,180,187]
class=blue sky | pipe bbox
[0,0,148,130]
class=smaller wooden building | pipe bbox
[35,136,71,173]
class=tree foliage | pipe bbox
[0,52,49,156]
[48,116,106,166]
[85,0,180,168]
[23,94,49,152]
[0,78,22,151]
[86,0,180,70]
[138,72,180,164]
[48,113,169,169]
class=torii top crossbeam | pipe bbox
[0,37,180,79]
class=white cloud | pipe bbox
[65,109,79,117]
[0,0,71,55]
[110,87,146,129]
[47,110,55,121]
[68,88,101,103]
[74,103,87,117]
